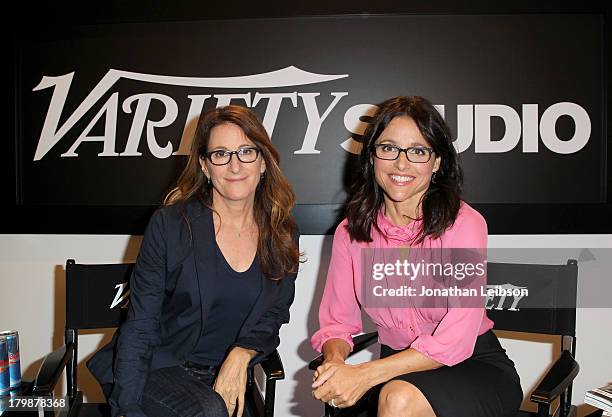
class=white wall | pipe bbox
[1,233,611,417]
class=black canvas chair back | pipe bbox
[66,260,134,331]
[486,260,578,337]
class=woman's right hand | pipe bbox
[214,347,254,417]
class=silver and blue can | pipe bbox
[0,336,6,417]
[0,335,9,395]
[0,332,20,392]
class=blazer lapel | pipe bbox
[190,204,217,335]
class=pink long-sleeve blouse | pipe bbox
[310,201,493,366]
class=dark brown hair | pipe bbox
[345,96,463,244]
[165,105,299,280]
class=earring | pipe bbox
[431,171,438,184]
[257,172,265,188]
[207,176,211,186]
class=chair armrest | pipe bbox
[530,350,579,404]
[309,355,324,370]
[260,349,285,381]
[31,343,74,395]
[308,332,379,370]
[351,332,379,354]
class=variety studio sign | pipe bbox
[32,66,592,162]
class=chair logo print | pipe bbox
[109,283,130,310]
[485,283,529,311]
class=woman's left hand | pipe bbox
[214,347,256,417]
[311,362,372,408]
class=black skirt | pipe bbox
[370,330,522,417]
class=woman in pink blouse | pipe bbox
[310,96,522,417]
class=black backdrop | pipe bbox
[7,0,612,234]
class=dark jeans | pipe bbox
[141,364,253,417]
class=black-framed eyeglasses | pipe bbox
[203,147,261,166]
[372,144,435,163]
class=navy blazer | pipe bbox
[87,198,298,417]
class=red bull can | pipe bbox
[0,332,20,391]
[0,335,9,395]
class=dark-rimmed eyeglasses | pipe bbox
[372,144,435,163]
[202,147,261,166]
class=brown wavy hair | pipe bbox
[346,96,463,244]
[165,105,300,280]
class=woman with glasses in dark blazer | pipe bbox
[89,105,300,417]
[311,96,521,417]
